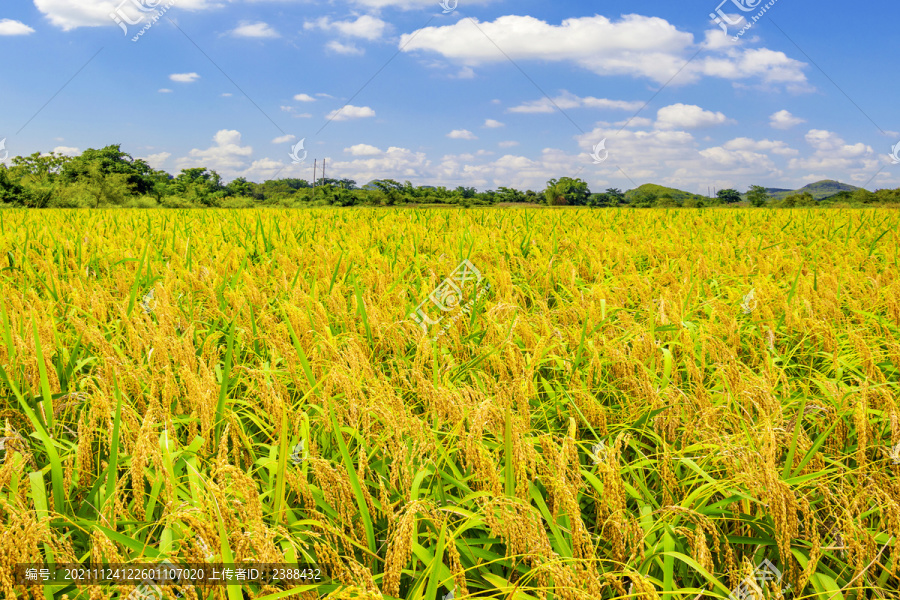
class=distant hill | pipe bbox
[763,180,859,201]
[624,184,707,202]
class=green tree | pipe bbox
[496,187,526,204]
[60,145,159,196]
[781,191,815,208]
[227,177,254,197]
[716,188,742,204]
[851,189,877,204]
[746,185,770,207]
[0,165,28,205]
[170,168,225,206]
[543,177,590,206]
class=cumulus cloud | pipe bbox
[51,146,80,156]
[158,88,173,93]
[723,137,798,156]
[0,19,35,35]
[304,15,388,40]
[326,105,376,121]
[229,21,280,38]
[447,129,477,140]
[34,0,214,30]
[509,92,643,114]
[345,144,383,156]
[484,119,505,128]
[272,134,296,144]
[655,103,733,130]
[170,73,201,83]
[176,130,253,173]
[326,40,364,55]
[400,14,808,88]
[770,109,806,129]
[348,0,492,7]
[329,146,430,183]
[141,152,171,169]
[498,141,519,148]
[784,129,877,173]
[293,93,316,102]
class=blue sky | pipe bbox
[1,0,898,193]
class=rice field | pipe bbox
[0,207,899,600]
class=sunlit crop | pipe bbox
[0,207,898,599]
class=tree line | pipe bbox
[1,145,898,208]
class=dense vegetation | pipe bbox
[0,208,898,599]
[2,145,899,209]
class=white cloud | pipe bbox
[330,146,430,183]
[221,93,233,97]
[770,109,806,129]
[176,130,253,174]
[0,19,35,35]
[484,119,504,128]
[170,73,201,83]
[51,146,80,156]
[655,103,733,130]
[158,88,173,93]
[229,21,280,39]
[401,14,808,87]
[326,105,376,121]
[447,129,477,140]
[509,92,643,114]
[293,93,316,102]
[614,116,654,129]
[346,0,493,9]
[785,130,876,173]
[34,0,214,31]
[304,15,388,40]
[272,134,296,144]
[345,144,383,156]
[723,137,798,156]
[498,141,519,148]
[141,152,171,169]
[326,40,364,55]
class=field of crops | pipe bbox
[0,208,899,600]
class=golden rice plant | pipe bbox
[0,207,897,599]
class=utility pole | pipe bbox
[323,158,326,186]
[312,159,317,197]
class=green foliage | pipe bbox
[624,183,705,206]
[746,185,770,207]
[765,179,859,202]
[60,145,161,196]
[170,168,226,206]
[543,177,590,206]
[716,188,742,203]
[495,186,526,203]
[589,188,625,207]
[9,151,71,183]
[3,144,900,211]
[655,194,680,208]
[780,191,817,208]
[0,165,28,205]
